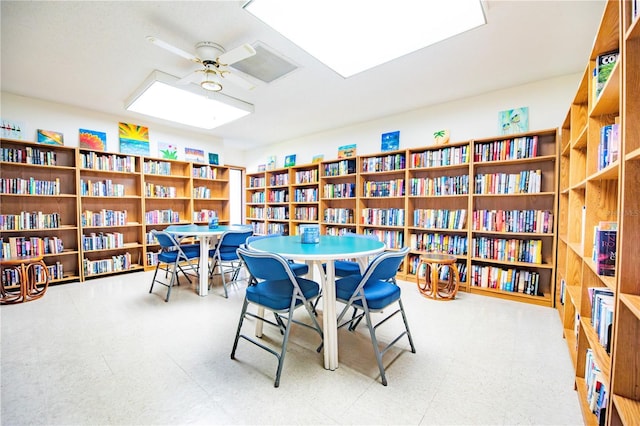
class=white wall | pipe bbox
[0,92,246,166]
[242,73,581,172]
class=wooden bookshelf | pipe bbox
[557,1,640,424]
[289,163,320,235]
[192,164,230,226]
[0,139,81,285]
[319,158,358,236]
[245,170,266,235]
[265,167,291,235]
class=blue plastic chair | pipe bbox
[232,247,323,387]
[335,246,415,386]
[149,229,200,302]
[323,232,382,278]
[209,227,254,297]
[245,233,309,279]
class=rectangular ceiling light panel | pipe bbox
[125,71,253,129]
[243,0,486,78]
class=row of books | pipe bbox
[250,192,265,203]
[597,123,620,171]
[1,235,64,258]
[323,183,356,199]
[470,265,541,295]
[267,189,288,203]
[363,229,404,249]
[474,169,542,194]
[192,165,218,179]
[144,209,179,225]
[267,223,288,235]
[0,177,61,195]
[80,179,125,197]
[592,221,617,277]
[360,208,405,227]
[247,207,264,219]
[249,221,266,235]
[81,152,136,172]
[294,187,318,202]
[295,169,318,184]
[408,175,469,196]
[410,145,470,168]
[585,349,608,425]
[293,207,318,221]
[82,252,132,276]
[589,286,614,354]
[323,159,356,177]
[324,208,354,224]
[81,232,125,251]
[248,176,266,188]
[362,179,405,197]
[408,256,468,282]
[409,232,468,255]
[269,172,289,186]
[473,136,539,162]
[142,160,171,175]
[266,207,288,220]
[192,209,218,223]
[325,226,357,236]
[145,183,177,198]
[471,237,543,264]
[82,209,128,227]
[361,154,406,173]
[1,146,57,165]
[413,209,467,230]
[193,186,211,199]
[1,261,64,286]
[0,211,61,230]
[472,209,554,234]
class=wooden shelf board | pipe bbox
[587,161,620,181]
[563,328,578,370]
[566,285,582,307]
[80,168,141,176]
[626,147,640,162]
[469,285,552,306]
[1,161,76,171]
[470,257,554,269]
[575,377,601,426]
[612,394,640,426]
[572,126,588,149]
[619,293,640,320]
[408,163,469,172]
[584,257,617,290]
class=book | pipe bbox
[595,50,619,99]
[595,223,617,276]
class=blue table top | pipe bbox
[165,224,252,236]
[247,235,385,260]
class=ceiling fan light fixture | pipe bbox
[201,79,223,92]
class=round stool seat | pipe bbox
[416,253,459,301]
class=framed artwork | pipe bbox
[37,129,64,145]
[267,155,276,170]
[257,164,266,172]
[284,154,296,167]
[433,129,450,145]
[1,119,25,140]
[312,154,324,164]
[119,122,150,155]
[499,107,529,135]
[208,153,219,165]
[79,129,106,151]
[185,147,206,163]
[338,144,356,159]
[158,142,179,160]
[381,131,400,151]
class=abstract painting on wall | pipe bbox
[119,122,150,155]
[158,142,179,160]
[79,128,106,151]
[37,129,64,146]
[185,147,206,163]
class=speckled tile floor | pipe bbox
[1,270,583,425]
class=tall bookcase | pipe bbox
[245,170,266,235]
[78,148,144,278]
[0,139,81,284]
[556,1,640,424]
[320,158,358,235]
[191,164,230,226]
[289,163,320,236]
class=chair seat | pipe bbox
[334,260,360,277]
[247,278,319,311]
[336,275,401,311]
[289,262,309,276]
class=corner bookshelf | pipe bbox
[192,164,229,225]
[289,163,320,236]
[78,148,144,278]
[405,141,471,291]
[610,0,640,424]
[319,158,358,236]
[0,139,81,285]
[557,1,640,424]
[469,129,558,307]
[245,171,266,235]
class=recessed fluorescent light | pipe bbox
[125,71,253,129]
[243,0,486,78]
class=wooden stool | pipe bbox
[0,255,50,304]
[416,253,459,301]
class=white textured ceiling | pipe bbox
[0,1,605,150]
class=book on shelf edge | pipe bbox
[595,50,619,100]
[596,228,616,277]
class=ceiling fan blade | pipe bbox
[221,71,256,91]
[217,43,256,66]
[146,35,200,63]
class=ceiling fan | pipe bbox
[146,36,257,92]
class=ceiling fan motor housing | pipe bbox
[196,41,225,65]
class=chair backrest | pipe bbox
[360,246,409,284]
[152,229,181,250]
[245,233,282,246]
[216,229,254,257]
[236,246,295,282]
